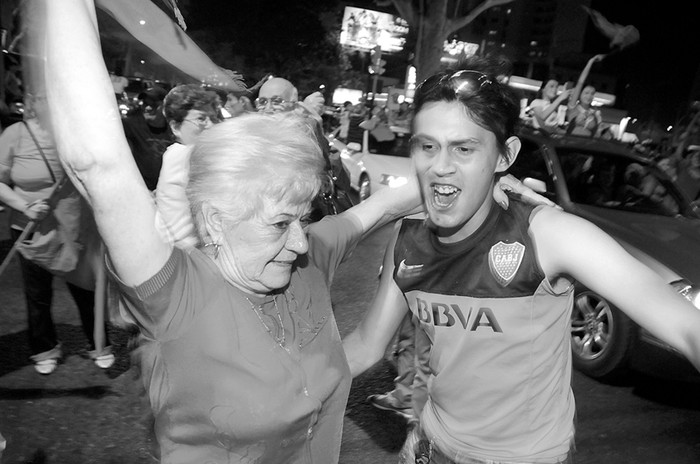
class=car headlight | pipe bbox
[671,280,700,309]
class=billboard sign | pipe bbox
[339,6,409,53]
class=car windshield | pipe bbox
[368,128,412,158]
[558,149,682,217]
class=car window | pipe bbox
[558,149,681,216]
[368,130,412,158]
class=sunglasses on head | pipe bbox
[416,70,494,100]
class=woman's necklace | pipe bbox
[247,296,286,347]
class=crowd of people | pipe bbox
[521,54,608,138]
[2,1,700,463]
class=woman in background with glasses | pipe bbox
[155,84,221,249]
[343,55,700,463]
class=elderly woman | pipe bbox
[40,1,547,462]
[42,4,419,462]
[155,84,220,249]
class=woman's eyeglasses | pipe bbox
[183,114,217,129]
[416,70,494,99]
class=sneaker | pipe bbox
[34,359,58,375]
[89,346,115,369]
[30,344,62,375]
[367,392,414,420]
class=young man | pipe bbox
[343,56,700,464]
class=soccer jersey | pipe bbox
[393,200,576,463]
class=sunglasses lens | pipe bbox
[416,70,492,100]
[451,71,492,95]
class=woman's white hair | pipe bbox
[187,112,324,242]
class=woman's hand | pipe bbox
[24,200,51,221]
[493,174,562,210]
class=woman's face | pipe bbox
[216,197,311,295]
[543,79,559,100]
[173,109,216,145]
[580,86,596,106]
[411,101,512,243]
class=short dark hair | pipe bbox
[412,55,520,156]
[163,84,220,124]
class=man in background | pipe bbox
[255,77,354,218]
[122,86,174,191]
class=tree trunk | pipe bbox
[389,0,516,83]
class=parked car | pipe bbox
[510,125,700,381]
[327,125,413,202]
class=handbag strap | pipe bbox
[23,121,57,184]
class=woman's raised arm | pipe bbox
[41,0,171,285]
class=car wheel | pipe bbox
[359,174,371,202]
[570,289,635,381]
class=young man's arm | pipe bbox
[532,207,700,372]
[343,222,411,377]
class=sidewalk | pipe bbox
[0,208,403,463]
[0,208,158,463]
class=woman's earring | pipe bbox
[203,242,221,259]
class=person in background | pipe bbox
[363,104,396,153]
[345,102,369,146]
[221,91,255,118]
[122,85,175,191]
[367,310,430,423]
[110,69,129,101]
[388,100,413,131]
[155,84,221,249]
[528,78,572,133]
[0,94,113,375]
[665,110,700,201]
[567,54,606,137]
[343,56,700,464]
[256,77,354,219]
[336,100,353,142]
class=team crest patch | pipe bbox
[488,241,525,287]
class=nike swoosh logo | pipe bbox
[397,259,423,279]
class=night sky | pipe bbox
[588,1,700,127]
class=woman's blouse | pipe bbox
[568,103,601,137]
[0,121,63,230]
[111,214,363,464]
[529,98,564,131]
[155,142,197,249]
